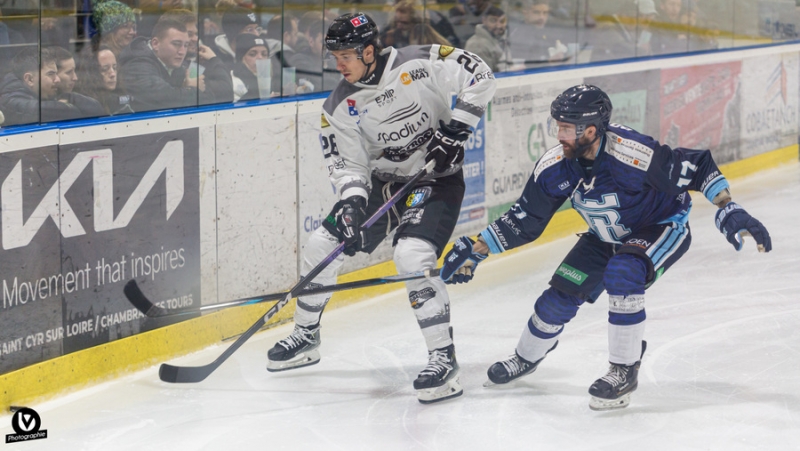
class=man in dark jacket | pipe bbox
[118,19,199,112]
[158,9,233,106]
[49,46,106,121]
[0,46,86,126]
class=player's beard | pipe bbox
[561,134,596,159]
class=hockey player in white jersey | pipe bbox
[267,12,497,404]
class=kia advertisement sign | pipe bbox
[0,129,201,374]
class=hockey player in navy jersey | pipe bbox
[266,13,497,404]
[440,84,771,410]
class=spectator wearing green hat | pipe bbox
[89,0,137,58]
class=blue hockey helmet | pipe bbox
[549,84,613,138]
[325,13,381,54]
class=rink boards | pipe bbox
[1,42,799,411]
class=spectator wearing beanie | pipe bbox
[231,33,276,101]
[210,7,268,66]
[89,0,137,58]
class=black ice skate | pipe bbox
[588,341,647,411]
[266,324,321,372]
[413,344,463,404]
[484,341,558,387]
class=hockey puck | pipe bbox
[9,405,27,413]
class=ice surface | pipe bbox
[2,162,799,451]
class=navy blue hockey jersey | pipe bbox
[480,124,730,253]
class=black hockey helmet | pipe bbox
[325,13,381,53]
[550,84,613,138]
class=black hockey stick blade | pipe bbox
[125,268,441,319]
[124,280,170,317]
[157,160,435,383]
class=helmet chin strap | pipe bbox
[356,46,376,83]
[573,132,600,159]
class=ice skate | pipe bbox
[267,324,321,372]
[588,341,647,411]
[413,344,463,404]
[484,341,558,387]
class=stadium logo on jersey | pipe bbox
[377,111,430,143]
[409,287,436,309]
[350,15,369,27]
[406,187,431,207]
[347,99,358,116]
[438,45,455,58]
[556,263,587,286]
[320,114,330,128]
[375,89,395,107]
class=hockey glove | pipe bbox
[335,196,368,256]
[425,120,471,173]
[714,202,772,253]
[441,236,487,284]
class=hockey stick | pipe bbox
[124,268,441,319]
[158,159,436,383]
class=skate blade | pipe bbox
[266,350,321,372]
[589,393,631,411]
[417,378,463,404]
[483,379,496,388]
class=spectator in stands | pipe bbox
[49,46,106,119]
[75,45,134,115]
[89,0,137,59]
[381,0,463,48]
[652,0,689,54]
[264,14,314,95]
[449,0,493,44]
[0,9,27,77]
[681,0,717,51]
[159,9,233,105]
[465,6,513,73]
[0,47,86,125]
[639,0,659,56]
[211,6,264,66]
[381,0,452,48]
[266,13,299,65]
[138,0,185,38]
[289,16,342,92]
[118,19,200,112]
[231,33,273,101]
[509,0,569,65]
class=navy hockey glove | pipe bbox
[441,236,487,284]
[714,202,772,253]
[335,196,368,256]
[425,120,471,173]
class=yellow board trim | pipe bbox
[2,144,796,412]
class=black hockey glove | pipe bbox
[440,236,487,284]
[425,120,471,173]
[714,201,772,253]
[335,196,368,256]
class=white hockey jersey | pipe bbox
[320,44,497,201]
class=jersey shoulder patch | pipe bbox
[605,131,654,171]
[533,145,565,182]
[323,81,363,115]
[391,45,433,69]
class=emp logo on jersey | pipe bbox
[409,288,436,309]
[347,99,358,116]
[350,15,369,27]
[6,407,48,443]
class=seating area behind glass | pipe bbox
[0,0,797,128]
